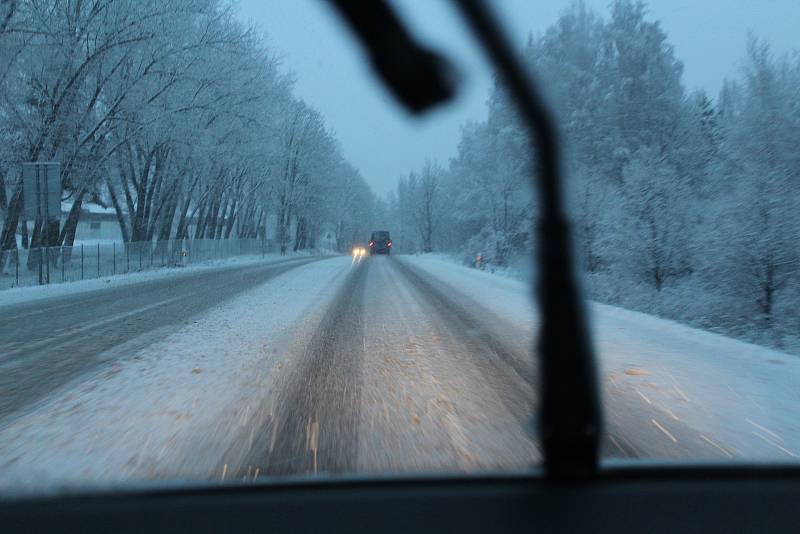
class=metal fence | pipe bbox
[0,238,275,290]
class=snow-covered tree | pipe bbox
[397,0,799,349]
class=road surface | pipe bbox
[0,254,798,489]
[0,257,320,419]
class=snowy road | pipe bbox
[232,255,538,478]
[0,257,320,418]
[0,254,798,490]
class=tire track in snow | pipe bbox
[357,257,538,472]
[396,257,736,462]
[254,259,369,476]
[390,258,536,439]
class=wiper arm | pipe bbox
[327,0,602,480]
[324,0,456,114]
[451,0,601,479]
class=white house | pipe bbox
[61,201,123,244]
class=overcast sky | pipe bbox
[237,0,800,197]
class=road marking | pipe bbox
[2,300,86,321]
[651,418,678,443]
[0,295,186,361]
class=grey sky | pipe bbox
[237,0,800,197]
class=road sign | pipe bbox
[22,162,61,219]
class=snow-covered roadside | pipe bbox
[591,303,800,460]
[0,256,351,493]
[401,254,800,460]
[398,255,539,332]
[0,252,324,308]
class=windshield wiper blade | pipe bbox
[451,0,602,479]
[325,0,457,114]
[327,0,602,479]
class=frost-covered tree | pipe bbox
[396,0,799,349]
[0,0,380,267]
[705,39,799,334]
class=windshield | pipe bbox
[0,0,798,495]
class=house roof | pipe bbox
[61,201,120,220]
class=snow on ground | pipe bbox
[399,254,539,332]
[592,303,800,461]
[403,254,800,461]
[61,200,117,216]
[0,252,319,308]
[3,252,798,494]
[0,257,350,493]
